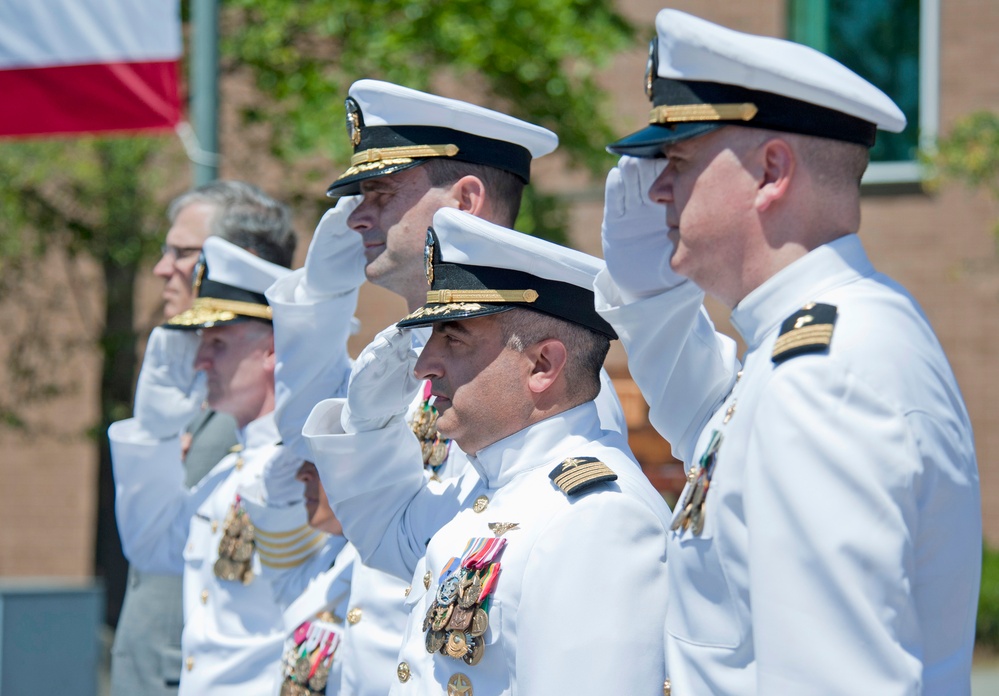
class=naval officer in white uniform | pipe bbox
[303,208,672,695]
[111,236,359,695]
[595,9,981,695]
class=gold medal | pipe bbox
[458,577,481,609]
[445,630,469,659]
[447,604,473,631]
[279,679,298,696]
[468,607,489,637]
[309,662,329,692]
[213,557,234,580]
[428,439,449,468]
[431,603,453,631]
[241,567,254,585]
[462,636,484,666]
[294,655,311,683]
[425,628,446,654]
[422,602,437,632]
[232,539,254,562]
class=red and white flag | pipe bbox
[0,0,182,138]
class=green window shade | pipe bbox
[788,0,920,163]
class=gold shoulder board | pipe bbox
[772,302,838,364]
[549,456,618,497]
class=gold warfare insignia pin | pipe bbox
[549,456,617,497]
[487,522,520,537]
[771,302,838,364]
[345,97,362,147]
[424,228,435,286]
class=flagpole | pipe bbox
[191,0,219,185]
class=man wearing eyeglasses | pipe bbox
[111,180,296,696]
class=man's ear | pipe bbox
[451,175,489,217]
[525,338,568,395]
[262,332,277,372]
[756,137,794,213]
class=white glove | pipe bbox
[341,324,422,434]
[258,450,306,506]
[601,156,684,302]
[301,195,366,299]
[133,327,206,439]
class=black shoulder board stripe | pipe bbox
[549,456,617,497]
[772,302,837,364]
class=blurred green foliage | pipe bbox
[927,110,999,242]
[223,0,634,175]
[979,545,999,648]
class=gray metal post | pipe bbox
[191,0,220,185]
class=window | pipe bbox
[788,0,938,184]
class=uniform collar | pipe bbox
[467,401,601,488]
[238,411,281,450]
[730,234,875,349]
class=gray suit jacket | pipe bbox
[110,409,237,695]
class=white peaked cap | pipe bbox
[165,236,291,329]
[609,9,906,157]
[397,208,616,339]
[328,79,558,196]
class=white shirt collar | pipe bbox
[239,410,280,450]
[466,401,602,488]
[730,234,875,349]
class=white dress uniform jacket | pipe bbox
[241,497,414,696]
[304,400,672,695]
[111,413,307,696]
[595,234,981,695]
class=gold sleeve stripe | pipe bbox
[256,533,326,566]
[772,325,834,356]
[553,463,616,489]
[255,528,319,551]
[254,523,313,541]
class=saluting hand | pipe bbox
[601,155,683,302]
[133,326,206,440]
[340,324,422,434]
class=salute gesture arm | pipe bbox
[340,324,422,434]
[132,326,206,440]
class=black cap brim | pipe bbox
[607,122,722,157]
[396,303,515,330]
[326,159,425,198]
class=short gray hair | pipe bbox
[494,308,609,404]
[167,180,297,268]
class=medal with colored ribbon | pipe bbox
[671,430,723,536]
[425,537,506,665]
[409,382,451,478]
[214,494,256,584]
[280,614,342,695]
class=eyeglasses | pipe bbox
[160,244,202,262]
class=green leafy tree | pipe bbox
[0,0,636,625]
[927,110,999,243]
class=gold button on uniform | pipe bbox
[185,656,194,671]
[663,678,671,695]
[211,520,218,533]
[404,586,411,597]
[423,571,432,589]
[397,661,411,682]
[347,607,363,624]
[200,590,209,604]
[472,495,489,513]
